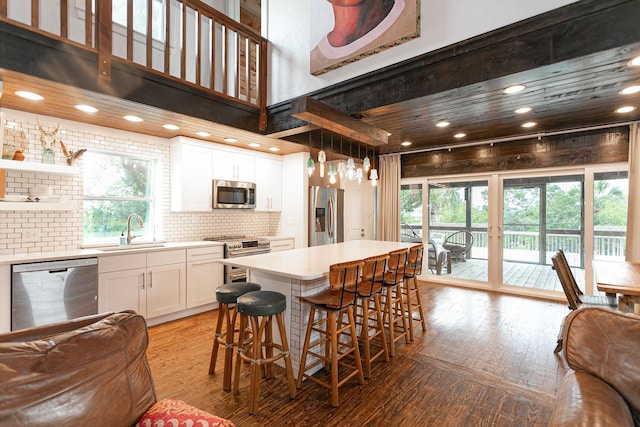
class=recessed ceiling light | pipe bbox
[436,121,450,128]
[248,143,260,148]
[387,132,392,136]
[196,131,211,137]
[123,115,143,122]
[162,124,180,130]
[15,90,44,101]
[224,137,238,143]
[503,84,526,94]
[269,147,280,152]
[522,121,537,128]
[454,133,466,138]
[628,56,640,67]
[75,104,98,113]
[620,85,640,95]
[401,141,412,146]
[616,106,636,113]
[515,107,532,114]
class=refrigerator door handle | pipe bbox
[327,196,334,240]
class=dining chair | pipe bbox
[551,250,618,353]
[297,260,365,407]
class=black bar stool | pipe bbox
[208,282,261,391]
[233,290,296,414]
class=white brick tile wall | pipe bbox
[1,109,281,255]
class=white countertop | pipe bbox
[0,241,224,265]
[220,240,415,280]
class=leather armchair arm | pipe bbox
[549,371,634,427]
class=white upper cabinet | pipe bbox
[212,149,255,182]
[254,156,282,211]
[170,140,213,212]
[170,137,282,212]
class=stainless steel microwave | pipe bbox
[212,179,256,209]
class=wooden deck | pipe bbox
[146,282,569,426]
[428,259,586,293]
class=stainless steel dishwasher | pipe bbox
[11,258,98,331]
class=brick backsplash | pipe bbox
[0,109,281,256]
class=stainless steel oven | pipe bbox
[203,236,270,282]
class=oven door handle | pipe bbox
[228,248,271,257]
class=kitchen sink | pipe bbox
[95,243,166,251]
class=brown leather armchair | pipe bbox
[549,307,640,427]
[0,311,233,427]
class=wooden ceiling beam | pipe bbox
[290,96,388,146]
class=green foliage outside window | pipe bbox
[83,152,154,241]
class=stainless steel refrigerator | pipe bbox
[309,186,344,246]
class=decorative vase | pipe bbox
[42,147,55,164]
[12,150,25,161]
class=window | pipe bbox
[83,151,155,244]
[112,0,165,41]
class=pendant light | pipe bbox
[318,126,326,178]
[370,150,378,186]
[346,136,356,181]
[327,129,337,184]
[356,142,363,184]
[363,143,371,172]
[306,128,315,176]
[338,135,346,179]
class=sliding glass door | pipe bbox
[502,175,583,291]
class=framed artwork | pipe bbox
[310,0,421,76]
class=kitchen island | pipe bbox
[219,240,415,375]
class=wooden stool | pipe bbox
[297,260,365,407]
[233,290,296,414]
[354,254,390,378]
[208,282,261,391]
[403,244,427,341]
[382,248,410,356]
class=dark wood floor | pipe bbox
[146,282,570,426]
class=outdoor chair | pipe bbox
[442,231,473,262]
[427,239,451,275]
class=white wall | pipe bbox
[265,0,580,104]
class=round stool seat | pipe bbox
[237,291,286,317]
[216,282,261,304]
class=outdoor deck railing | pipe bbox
[401,224,627,264]
[0,0,268,128]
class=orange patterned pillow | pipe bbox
[136,398,235,427]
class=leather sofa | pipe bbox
[0,311,234,427]
[549,306,640,426]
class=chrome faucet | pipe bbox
[126,213,144,245]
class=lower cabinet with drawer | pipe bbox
[98,250,187,319]
[186,246,224,308]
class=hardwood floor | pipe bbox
[146,282,570,426]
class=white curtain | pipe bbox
[626,123,640,262]
[378,154,401,241]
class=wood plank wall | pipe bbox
[401,126,629,178]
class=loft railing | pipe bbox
[0,0,268,129]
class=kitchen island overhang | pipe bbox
[219,240,416,376]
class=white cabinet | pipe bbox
[254,156,282,211]
[212,149,254,182]
[186,246,224,308]
[171,142,213,212]
[98,250,186,319]
[269,237,294,252]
